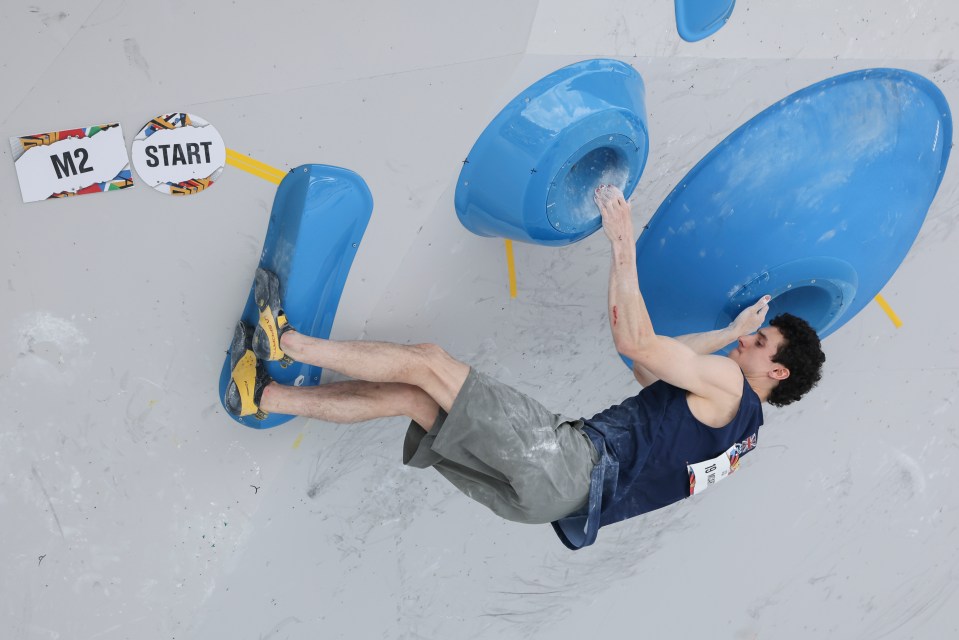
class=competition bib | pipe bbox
[687,433,757,496]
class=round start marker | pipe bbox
[131,113,226,195]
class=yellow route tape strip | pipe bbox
[226,149,287,179]
[226,158,284,184]
[505,239,518,299]
[874,294,903,328]
[225,148,286,185]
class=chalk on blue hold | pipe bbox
[455,59,649,246]
[675,0,736,42]
[219,164,373,429]
[631,68,951,363]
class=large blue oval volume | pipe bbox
[636,69,951,350]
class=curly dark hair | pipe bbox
[766,313,825,407]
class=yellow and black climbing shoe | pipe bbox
[252,267,294,366]
[225,321,272,420]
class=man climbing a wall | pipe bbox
[224,184,825,549]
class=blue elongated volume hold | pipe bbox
[219,164,373,429]
[455,58,649,246]
[630,69,951,362]
[675,0,736,42]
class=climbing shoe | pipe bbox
[225,321,272,420]
[252,267,294,366]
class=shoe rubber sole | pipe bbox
[225,321,269,420]
[252,268,293,366]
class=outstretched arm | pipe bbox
[599,186,650,356]
[631,296,771,387]
[596,185,746,399]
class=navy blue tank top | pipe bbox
[553,377,763,549]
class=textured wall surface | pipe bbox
[1,1,957,639]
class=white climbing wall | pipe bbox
[1,1,957,638]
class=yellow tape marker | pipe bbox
[874,294,903,328]
[225,149,286,185]
[226,149,287,181]
[226,158,284,184]
[226,154,285,184]
[292,432,304,450]
[226,149,286,178]
[504,239,518,298]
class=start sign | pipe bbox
[131,113,226,195]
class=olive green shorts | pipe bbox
[403,368,597,524]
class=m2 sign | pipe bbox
[10,124,133,203]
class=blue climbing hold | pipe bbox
[634,68,951,355]
[219,164,373,429]
[455,59,649,246]
[675,0,736,42]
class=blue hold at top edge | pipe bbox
[218,164,373,429]
[675,0,736,42]
[455,58,649,246]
